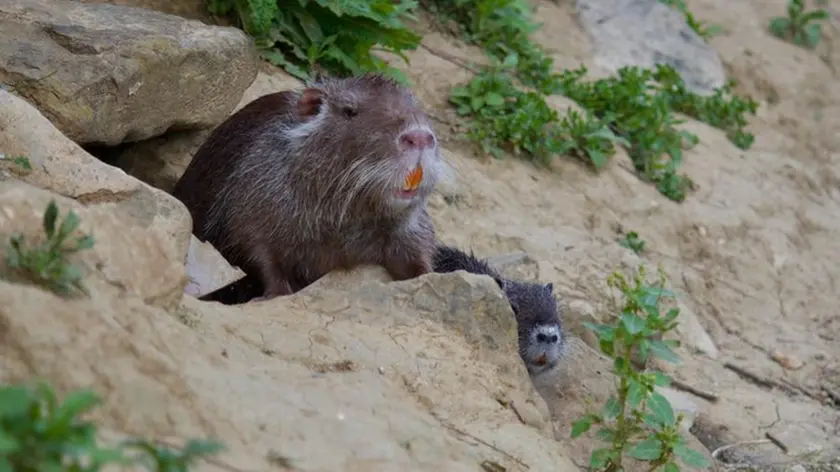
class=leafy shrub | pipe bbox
[0,380,223,471]
[4,200,94,296]
[572,266,711,472]
[768,0,829,49]
[205,0,423,81]
[659,0,724,40]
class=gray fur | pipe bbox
[433,244,566,374]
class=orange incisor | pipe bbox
[403,166,423,191]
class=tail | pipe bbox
[432,243,504,282]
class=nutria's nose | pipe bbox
[398,128,436,151]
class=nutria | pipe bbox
[172,73,445,300]
[433,244,566,375]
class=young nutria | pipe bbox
[172,73,445,300]
[433,244,566,375]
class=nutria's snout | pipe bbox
[523,323,565,375]
[390,125,440,204]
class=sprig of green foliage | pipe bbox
[434,0,757,202]
[572,266,711,472]
[0,153,32,171]
[205,0,422,82]
[619,231,646,255]
[0,380,223,471]
[449,57,626,169]
[768,0,829,49]
[659,0,724,40]
[4,200,95,296]
[422,0,558,92]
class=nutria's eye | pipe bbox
[341,106,357,118]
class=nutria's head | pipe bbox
[499,279,567,375]
[285,73,444,215]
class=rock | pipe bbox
[183,235,245,298]
[674,302,719,359]
[113,69,303,192]
[575,0,726,95]
[0,88,192,263]
[770,349,805,371]
[0,0,258,146]
[0,245,579,470]
[0,179,186,308]
[655,386,698,432]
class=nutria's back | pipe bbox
[173,73,445,299]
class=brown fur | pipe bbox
[173,73,444,299]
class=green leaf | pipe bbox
[0,384,33,417]
[674,444,711,468]
[649,339,681,363]
[595,427,616,442]
[602,395,621,420]
[589,448,613,469]
[484,92,505,107]
[583,322,616,341]
[43,201,59,237]
[570,419,593,438]
[621,312,645,335]
[53,390,101,425]
[58,210,81,240]
[0,431,19,454]
[647,391,676,426]
[663,461,681,472]
[627,438,664,460]
[627,378,647,407]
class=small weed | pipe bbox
[0,380,223,471]
[449,57,563,162]
[556,110,630,170]
[619,231,646,255]
[4,200,95,296]
[768,0,829,49]
[659,0,724,40]
[0,153,32,171]
[572,266,711,472]
[205,0,421,82]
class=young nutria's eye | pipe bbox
[341,106,357,118]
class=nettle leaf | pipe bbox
[647,391,676,426]
[627,438,664,460]
[649,339,681,364]
[674,444,711,468]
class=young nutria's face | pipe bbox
[289,73,444,213]
[505,281,566,375]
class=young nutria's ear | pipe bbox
[298,88,324,118]
[544,282,554,294]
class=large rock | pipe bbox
[575,0,726,95]
[0,0,258,146]
[0,191,581,472]
[113,69,304,192]
[0,89,192,264]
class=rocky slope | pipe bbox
[1,0,839,471]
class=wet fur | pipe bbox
[173,73,443,298]
[433,244,566,373]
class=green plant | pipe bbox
[0,153,32,171]
[768,0,829,49]
[571,266,711,472]
[619,231,646,255]
[659,0,724,40]
[205,0,422,81]
[4,200,94,296]
[556,110,630,170]
[0,381,223,472]
[449,57,564,162]
[423,0,558,92]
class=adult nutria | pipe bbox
[433,244,566,375]
[173,73,445,300]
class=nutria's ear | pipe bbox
[298,88,325,118]
[545,283,554,294]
